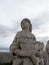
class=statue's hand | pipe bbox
[14,49,25,56]
[15,49,20,55]
[10,46,17,55]
[10,49,16,56]
[14,49,36,57]
[15,49,30,57]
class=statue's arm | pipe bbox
[10,32,20,55]
[43,53,48,65]
[14,49,35,57]
[32,34,36,41]
[13,34,36,56]
[40,58,44,65]
[10,31,31,56]
[31,56,40,65]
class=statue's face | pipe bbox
[37,42,44,51]
[21,20,30,30]
[40,44,44,50]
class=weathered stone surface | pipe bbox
[35,41,44,65]
[10,18,44,65]
[23,57,33,65]
[43,40,49,65]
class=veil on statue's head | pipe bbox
[21,18,32,32]
[46,40,49,50]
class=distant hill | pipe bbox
[0,46,9,50]
[0,52,10,56]
[0,52,11,63]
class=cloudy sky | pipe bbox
[0,0,49,48]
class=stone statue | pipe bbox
[10,18,41,65]
[43,40,49,65]
[35,41,44,65]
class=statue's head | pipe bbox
[46,40,49,54]
[36,41,44,51]
[21,18,32,32]
[35,41,44,57]
[39,42,44,50]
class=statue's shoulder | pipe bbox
[31,34,35,37]
[31,33,36,40]
[15,31,22,38]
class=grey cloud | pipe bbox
[37,36,49,44]
[32,18,44,29]
[9,11,49,33]
[0,12,49,38]
[31,12,49,30]
[0,25,15,37]
[0,25,10,34]
[0,21,21,37]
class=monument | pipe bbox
[35,41,44,65]
[10,18,44,65]
[43,40,49,65]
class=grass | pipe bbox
[0,56,3,62]
[0,63,11,65]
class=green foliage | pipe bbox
[0,56,11,65]
[0,56,3,62]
